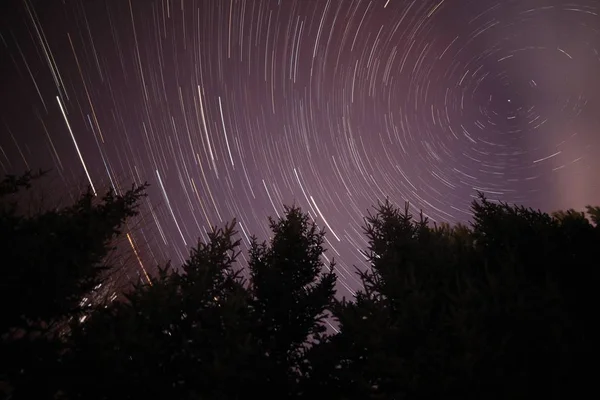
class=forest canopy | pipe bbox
[1,171,598,400]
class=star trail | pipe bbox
[1,0,599,297]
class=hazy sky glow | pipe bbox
[1,0,599,297]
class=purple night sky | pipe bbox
[1,0,599,297]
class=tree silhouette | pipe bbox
[64,206,336,399]
[65,222,257,399]
[247,206,336,397]
[0,171,147,399]
[3,172,599,400]
[323,194,599,399]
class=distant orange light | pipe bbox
[127,233,152,285]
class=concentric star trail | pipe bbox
[1,0,599,297]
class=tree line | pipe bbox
[1,170,598,399]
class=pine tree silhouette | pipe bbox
[0,170,147,399]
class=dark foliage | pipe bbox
[64,222,254,399]
[3,171,599,400]
[64,206,336,400]
[0,171,147,399]
[321,194,599,400]
[248,206,336,397]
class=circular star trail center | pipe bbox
[1,0,599,296]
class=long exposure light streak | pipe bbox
[1,0,599,297]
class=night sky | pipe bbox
[1,0,599,297]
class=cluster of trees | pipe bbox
[1,170,598,400]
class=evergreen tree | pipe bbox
[0,170,147,399]
[247,206,337,397]
[65,207,337,399]
[323,200,475,399]
[326,195,599,399]
[65,222,256,400]
[4,172,598,400]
